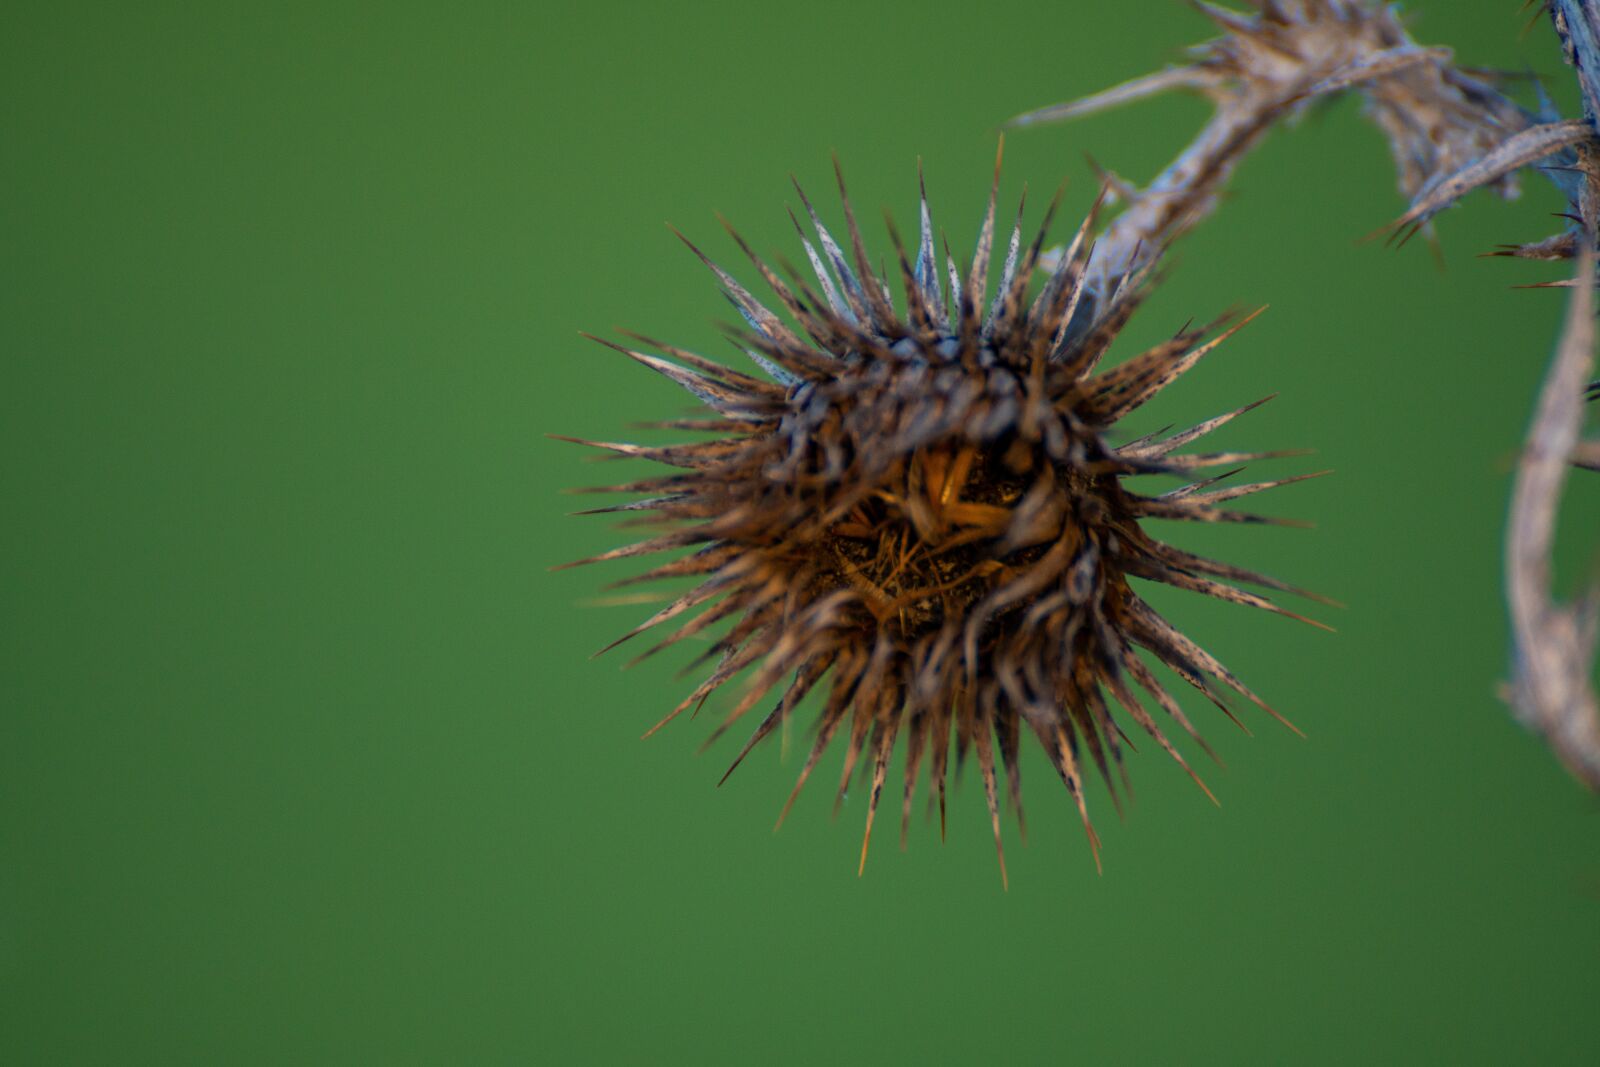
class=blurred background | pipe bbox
[4,1,1597,1062]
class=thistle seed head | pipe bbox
[563,151,1325,883]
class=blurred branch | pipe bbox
[1551,0,1600,128]
[1010,1,1538,293]
[1499,1,1600,789]
[1504,245,1600,789]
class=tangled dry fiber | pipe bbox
[561,151,1329,883]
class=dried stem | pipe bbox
[1499,3,1600,788]
[1501,0,1600,780]
[1504,243,1600,789]
[1010,1,1536,291]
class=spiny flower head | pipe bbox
[561,149,1326,884]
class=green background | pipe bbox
[5,2,1598,1062]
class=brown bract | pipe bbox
[562,153,1326,884]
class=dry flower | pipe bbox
[561,151,1325,882]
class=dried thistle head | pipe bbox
[562,151,1326,883]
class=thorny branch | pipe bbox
[1501,1,1600,791]
[1012,0,1600,787]
[1507,0,1600,790]
[1008,0,1541,287]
